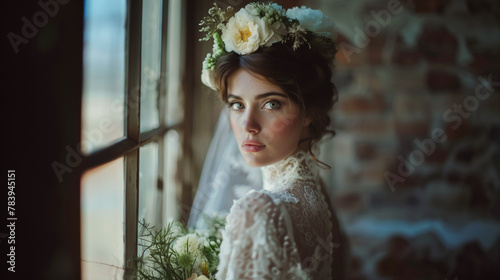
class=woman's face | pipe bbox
[227,68,309,167]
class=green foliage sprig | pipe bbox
[199,3,234,42]
[129,216,225,280]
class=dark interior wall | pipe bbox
[1,0,83,279]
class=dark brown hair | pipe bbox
[215,40,338,164]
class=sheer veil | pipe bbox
[188,108,337,229]
[188,109,262,229]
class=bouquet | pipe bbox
[130,215,226,280]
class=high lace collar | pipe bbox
[261,149,319,192]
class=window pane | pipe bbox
[140,0,162,132]
[139,142,159,226]
[163,129,181,223]
[165,0,183,126]
[82,0,126,154]
[81,157,124,280]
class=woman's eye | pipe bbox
[229,102,244,111]
[263,101,281,110]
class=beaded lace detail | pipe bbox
[216,150,334,279]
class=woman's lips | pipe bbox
[242,140,266,152]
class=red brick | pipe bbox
[426,183,471,210]
[332,69,354,89]
[426,70,461,92]
[394,121,430,138]
[392,48,422,66]
[387,236,411,258]
[466,42,500,75]
[359,165,387,183]
[345,167,362,183]
[391,36,422,66]
[339,120,392,136]
[402,0,450,14]
[348,256,363,275]
[466,0,493,14]
[418,24,457,64]
[452,242,498,278]
[333,192,364,210]
[444,120,470,140]
[469,53,492,74]
[394,94,431,120]
[367,35,386,65]
[384,159,427,188]
[339,94,386,114]
[356,142,378,161]
[361,1,388,15]
[470,185,490,210]
[492,71,500,90]
[336,33,365,67]
[426,147,449,164]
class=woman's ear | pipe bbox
[303,117,311,127]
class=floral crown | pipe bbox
[199,2,337,90]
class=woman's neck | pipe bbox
[261,149,319,192]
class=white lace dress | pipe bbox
[216,150,339,279]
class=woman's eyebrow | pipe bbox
[256,92,288,99]
[227,94,241,100]
[227,92,287,100]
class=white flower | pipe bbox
[265,20,287,47]
[174,233,205,256]
[221,5,286,55]
[201,69,217,90]
[244,3,287,47]
[174,234,207,274]
[286,6,334,38]
[243,3,260,15]
[186,273,209,280]
[221,8,262,54]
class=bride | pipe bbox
[195,3,347,279]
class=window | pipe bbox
[80,0,183,279]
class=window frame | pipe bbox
[80,0,179,278]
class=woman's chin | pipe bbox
[243,157,264,167]
[241,153,268,167]
[242,152,283,168]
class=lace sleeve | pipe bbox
[216,191,307,280]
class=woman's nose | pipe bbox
[242,109,260,134]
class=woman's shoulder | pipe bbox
[231,189,280,213]
[225,189,288,234]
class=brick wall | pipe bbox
[315,0,500,279]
